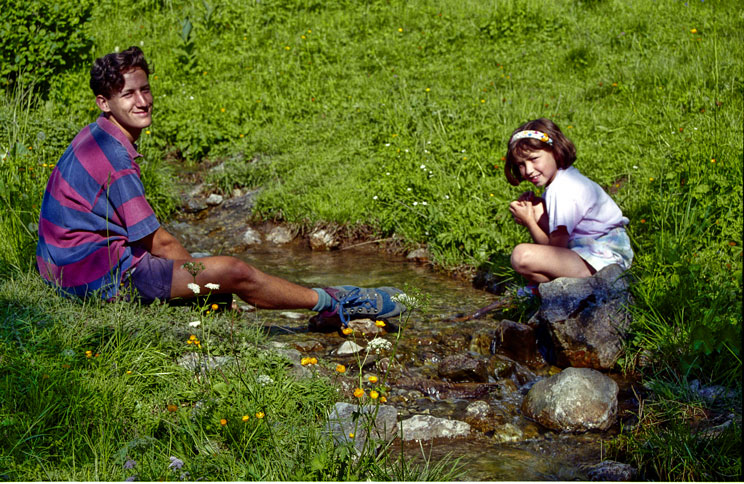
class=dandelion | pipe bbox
[649,177,654,181]
[690,28,697,33]
[425,88,430,92]
[255,412,265,419]
[349,432,355,438]
[342,327,353,335]
[242,415,250,422]
[370,390,379,399]
[398,28,403,32]
[336,364,346,373]
[375,320,386,327]
[220,108,226,112]
[187,283,200,294]
[368,375,378,383]
[354,388,365,398]
[220,418,227,426]
[285,46,290,50]
[145,130,151,135]
[188,320,201,328]
[126,370,132,374]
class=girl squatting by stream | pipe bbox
[504,118,633,290]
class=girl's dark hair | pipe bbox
[90,46,150,98]
[504,118,576,186]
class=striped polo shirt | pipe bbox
[36,114,160,300]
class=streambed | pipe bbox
[166,200,635,481]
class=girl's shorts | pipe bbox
[568,227,633,272]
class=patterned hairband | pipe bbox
[511,130,553,146]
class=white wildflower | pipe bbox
[385,143,390,147]
[407,188,412,192]
[367,337,392,353]
[386,172,391,175]
[420,164,426,169]
[373,195,378,200]
[189,96,194,100]
[114,46,120,53]
[257,374,275,386]
[422,201,427,206]
[187,283,200,294]
[444,195,450,199]
[139,40,144,47]
[188,320,201,328]
[392,293,418,307]
[205,283,220,291]
[633,165,639,169]
[413,201,418,206]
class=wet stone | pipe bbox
[490,319,540,364]
[464,400,495,433]
[585,460,638,481]
[242,228,262,245]
[522,367,619,432]
[347,318,384,337]
[492,422,524,443]
[325,402,398,453]
[437,353,489,383]
[309,228,339,251]
[177,353,232,372]
[336,340,364,356]
[399,414,471,441]
[183,198,207,213]
[406,247,430,262]
[266,226,294,245]
[206,193,223,206]
[291,339,324,353]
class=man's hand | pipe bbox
[134,227,192,260]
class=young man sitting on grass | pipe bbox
[35,46,404,326]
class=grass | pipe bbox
[1,0,742,480]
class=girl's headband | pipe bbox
[511,130,553,146]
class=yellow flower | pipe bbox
[285,46,291,50]
[301,357,310,366]
[336,364,346,373]
[211,303,219,310]
[353,388,365,398]
[649,177,654,181]
[341,327,353,335]
[690,28,697,34]
[186,340,192,345]
[85,350,93,357]
[167,404,178,412]
[425,88,430,92]
[220,418,227,426]
[126,370,132,374]
[256,411,265,419]
[368,375,378,383]
[145,130,151,135]
[375,320,385,327]
[189,334,197,341]
[242,415,250,422]
[349,432,355,438]
[711,158,716,163]
[239,134,244,138]
[398,28,403,32]
[481,99,485,103]
[309,357,318,365]
[380,396,387,403]
[203,71,207,75]
[301,35,306,39]
[370,390,379,399]
[220,107,226,113]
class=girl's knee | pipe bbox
[510,244,535,272]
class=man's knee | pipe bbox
[216,257,262,288]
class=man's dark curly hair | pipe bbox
[90,46,150,98]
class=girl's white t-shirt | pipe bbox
[544,166,628,241]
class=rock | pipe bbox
[309,229,339,251]
[336,340,364,356]
[347,318,384,337]
[231,188,243,198]
[325,402,398,453]
[492,423,524,443]
[241,228,262,245]
[487,354,537,387]
[222,189,260,211]
[205,193,223,206]
[399,415,470,441]
[490,319,540,364]
[406,248,429,262]
[279,311,306,320]
[529,264,632,370]
[177,353,232,372]
[266,226,294,245]
[521,367,619,432]
[469,329,495,356]
[464,400,495,433]
[183,198,207,213]
[291,340,324,353]
[585,460,638,481]
[437,353,489,383]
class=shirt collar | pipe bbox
[95,114,143,160]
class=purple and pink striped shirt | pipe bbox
[36,115,160,299]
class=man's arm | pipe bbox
[135,227,192,260]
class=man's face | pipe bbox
[96,67,153,143]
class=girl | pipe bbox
[504,118,633,285]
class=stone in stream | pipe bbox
[529,264,632,370]
[489,319,541,365]
[399,414,471,441]
[406,247,430,262]
[266,226,294,245]
[585,460,638,481]
[309,228,339,250]
[437,353,489,383]
[335,340,364,356]
[241,227,262,245]
[464,400,495,433]
[205,193,223,206]
[487,354,537,387]
[521,367,618,432]
[325,402,398,453]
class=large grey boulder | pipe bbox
[530,264,632,369]
[325,402,398,453]
[521,367,618,432]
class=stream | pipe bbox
[165,194,632,481]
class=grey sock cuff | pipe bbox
[311,288,332,312]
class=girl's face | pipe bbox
[516,149,558,187]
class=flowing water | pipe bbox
[166,199,627,480]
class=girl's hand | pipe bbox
[509,200,535,226]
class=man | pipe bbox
[36,46,404,326]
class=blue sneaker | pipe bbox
[319,286,406,327]
[516,284,539,298]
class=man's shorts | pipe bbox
[568,227,634,272]
[125,252,174,304]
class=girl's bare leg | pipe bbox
[511,243,595,283]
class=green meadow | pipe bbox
[1,0,741,480]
